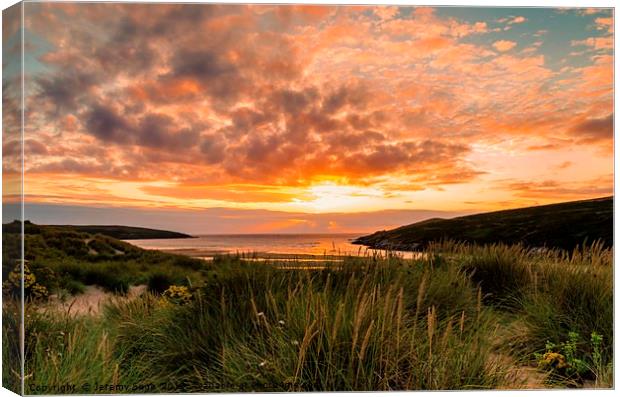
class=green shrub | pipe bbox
[44,235,90,258]
[535,331,611,386]
[87,238,118,256]
[147,272,175,294]
[83,266,130,294]
[522,261,612,374]
[172,255,205,270]
[54,261,86,280]
[62,278,86,295]
[459,244,533,307]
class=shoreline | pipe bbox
[156,248,372,260]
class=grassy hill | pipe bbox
[2,220,192,240]
[2,222,204,295]
[353,196,613,251]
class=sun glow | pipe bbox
[290,183,387,213]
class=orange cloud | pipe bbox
[509,16,527,24]
[141,184,308,203]
[505,176,613,200]
[493,40,517,52]
[595,16,613,33]
[572,37,613,50]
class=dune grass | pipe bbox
[106,258,504,391]
[2,230,207,297]
[2,242,613,392]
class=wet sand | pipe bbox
[159,248,387,261]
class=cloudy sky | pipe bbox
[2,4,614,233]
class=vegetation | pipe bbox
[2,225,206,296]
[353,196,612,251]
[2,225,613,392]
[3,220,193,240]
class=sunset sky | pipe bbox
[2,4,614,234]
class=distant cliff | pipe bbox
[353,196,613,251]
[3,221,193,240]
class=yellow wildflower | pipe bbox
[162,285,192,305]
[3,262,49,301]
[540,352,568,369]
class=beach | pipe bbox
[128,233,416,260]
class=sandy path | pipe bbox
[488,352,547,389]
[486,318,548,389]
[45,285,147,316]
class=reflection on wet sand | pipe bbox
[160,248,424,270]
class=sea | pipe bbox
[128,233,414,259]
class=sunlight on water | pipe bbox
[128,234,416,259]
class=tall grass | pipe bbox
[109,260,504,391]
[434,241,613,386]
[521,243,613,383]
[3,241,612,392]
[22,306,145,394]
[2,299,21,393]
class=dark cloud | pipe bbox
[75,7,205,80]
[29,158,107,175]
[136,113,200,150]
[244,133,284,163]
[95,38,157,76]
[326,130,385,150]
[273,87,320,115]
[26,139,49,155]
[230,107,270,136]
[172,49,236,81]
[347,113,375,130]
[297,110,343,134]
[341,140,470,176]
[85,104,133,144]
[2,140,20,157]
[166,49,249,105]
[200,134,227,164]
[84,105,204,152]
[36,72,97,113]
[150,4,220,37]
[322,84,369,114]
[92,15,160,76]
[570,114,613,143]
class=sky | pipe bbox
[2,4,614,234]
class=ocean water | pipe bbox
[128,233,372,257]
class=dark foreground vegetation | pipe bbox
[2,223,203,297]
[2,223,613,392]
[354,197,612,251]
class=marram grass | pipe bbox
[3,242,613,392]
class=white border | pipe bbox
[0,1,617,397]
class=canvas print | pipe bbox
[1,2,614,394]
